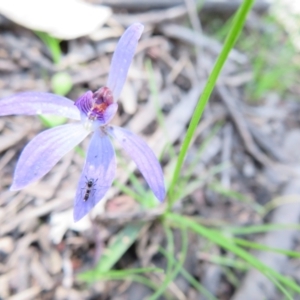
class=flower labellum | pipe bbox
[0,23,166,222]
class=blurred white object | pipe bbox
[271,0,300,50]
[0,0,111,39]
[50,210,91,244]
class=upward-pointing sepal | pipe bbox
[107,23,144,101]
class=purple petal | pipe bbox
[11,123,89,190]
[0,92,80,120]
[74,91,93,116]
[107,23,144,101]
[108,126,165,202]
[73,130,116,222]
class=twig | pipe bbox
[216,84,274,167]
[159,24,248,64]
[113,6,187,26]
[221,124,233,188]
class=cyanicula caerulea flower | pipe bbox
[0,23,165,221]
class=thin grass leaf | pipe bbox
[208,181,264,215]
[146,59,176,160]
[128,171,149,200]
[159,247,218,300]
[79,222,143,279]
[129,275,172,299]
[222,266,240,287]
[176,162,230,201]
[184,122,223,180]
[166,213,300,296]
[262,195,300,217]
[198,253,249,271]
[224,224,300,235]
[80,268,171,299]
[148,227,188,300]
[163,224,175,275]
[233,238,300,258]
[35,31,61,64]
[113,179,145,204]
[79,267,163,282]
[168,0,255,206]
[115,149,155,207]
[266,275,294,300]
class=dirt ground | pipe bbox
[0,1,300,299]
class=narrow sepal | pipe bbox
[108,126,165,202]
[0,92,80,120]
[11,123,89,190]
[73,130,116,222]
[106,23,144,101]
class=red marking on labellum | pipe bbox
[92,102,109,114]
[93,87,113,105]
[88,86,114,118]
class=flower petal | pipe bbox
[73,130,116,222]
[108,126,165,202]
[11,123,89,190]
[0,92,80,120]
[74,91,93,116]
[107,23,144,101]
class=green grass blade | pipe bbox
[262,195,300,217]
[224,224,300,235]
[129,275,171,297]
[81,223,143,277]
[80,272,169,298]
[198,253,249,271]
[166,213,300,296]
[208,181,264,215]
[35,31,61,64]
[113,179,146,204]
[233,237,300,258]
[168,0,255,207]
[145,59,176,160]
[115,150,157,207]
[159,247,218,300]
[79,267,162,282]
[148,227,188,300]
[267,275,294,300]
[163,224,175,275]
[184,122,223,180]
[175,162,230,202]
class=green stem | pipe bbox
[167,0,255,207]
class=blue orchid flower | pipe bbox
[0,23,165,221]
